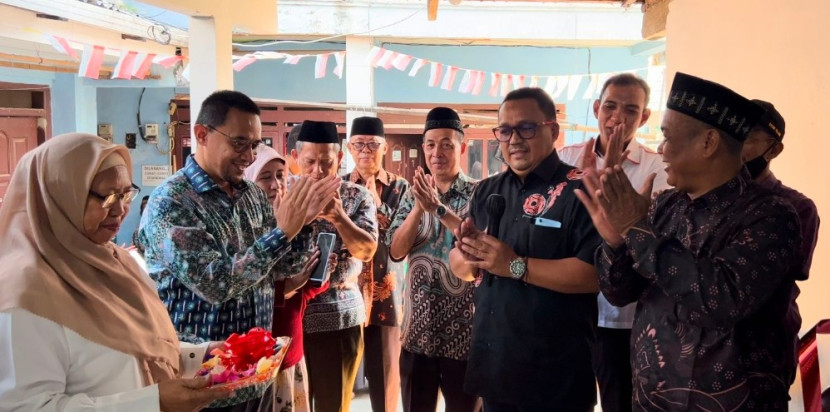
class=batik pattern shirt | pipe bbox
[303,181,379,334]
[138,155,310,344]
[345,169,410,327]
[386,172,478,361]
[597,171,802,410]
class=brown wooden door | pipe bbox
[383,134,424,183]
[0,116,38,205]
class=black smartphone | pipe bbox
[309,232,336,287]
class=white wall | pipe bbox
[665,0,829,331]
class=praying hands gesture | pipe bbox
[411,167,442,215]
[276,176,341,239]
[574,123,655,248]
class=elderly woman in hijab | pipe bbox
[0,134,230,411]
[244,145,330,412]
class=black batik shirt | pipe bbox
[597,170,801,411]
[464,151,601,409]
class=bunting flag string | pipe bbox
[314,54,329,79]
[332,52,345,79]
[78,44,105,79]
[111,50,138,80]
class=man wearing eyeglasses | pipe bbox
[388,107,480,412]
[138,90,340,411]
[450,88,601,411]
[343,117,409,412]
[557,73,668,412]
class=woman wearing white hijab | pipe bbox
[0,134,230,411]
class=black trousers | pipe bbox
[304,325,364,412]
[592,327,633,412]
[364,324,402,412]
[400,349,481,412]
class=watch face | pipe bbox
[509,258,526,279]
[436,205,447,217]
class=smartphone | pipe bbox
[309,232,336,287]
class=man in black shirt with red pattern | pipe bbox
[450,87,601,411]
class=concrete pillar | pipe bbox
[188,15,235,152]
[343,36,376,173]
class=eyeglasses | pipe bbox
[350,141,383,152]
[492,121,556,142]
[207,125,262,153]
[89,184,141,209]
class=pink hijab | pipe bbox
[0,133,180,385]
[244,144,286,182]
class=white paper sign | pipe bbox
[392,150,402,162]
[409,149,419,159]
[142,165,172,186]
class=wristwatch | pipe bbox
[509,256,527,281]
[435,205,448,218]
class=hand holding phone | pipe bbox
[309,232,336,287]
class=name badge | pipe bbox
[533,217,562,228]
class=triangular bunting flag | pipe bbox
[582,74,599,99]
[367,46,383,67]
[529,76,539,88]
[232,55,257,72]
[391,53,413,71]
[457,69,473,94]
[46,34,78,60]
[552,75,568,99]
[488,73,501,97]
[566,74,583,101]
[441,66,459,90]
[132,53,155,79]
[471,71,486,96]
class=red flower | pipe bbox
[215,327,276,373]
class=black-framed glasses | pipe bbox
[492,121,556,142]
[89,184,141,209]
[206,125,262,153]
[350,141,383,152]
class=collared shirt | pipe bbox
[463,151,600,409]
[303,181,379,334]
[345,169,410,327]
[386,172,478,361]
[559,138,670,329]
[597,171,801,410]
[138,155,309,343]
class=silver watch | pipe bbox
[435,205,447,218]
[509,256,527,281]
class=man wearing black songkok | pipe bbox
[577,72,803,410]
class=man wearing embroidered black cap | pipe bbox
[344,116,409,412]
[293,120,379,412]
[576,72,803,410]
[388,107,480,412]
[742,99,820,387]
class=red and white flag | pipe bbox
[457,69,473,94]
[332,52,345,78]
[391,53,413,71]
[552,76,568,99]
[367,46,384,67]
[566,75,583,101]
[488,73,501,97]
[377,50,396,69]
[111,50,139,79]
[78,44,106,79]
[543,76,557,95]
[232,55,257,72]
[428,62,443,87]
[283,55,303,65]
[582,74,599,99]
[501,74,513,96]
[471,71,486,96]
[408,58,427,77]
[314,54,330,78]
[46,34,78,60]
[440,66,459,90]
[132,53,156,79]
[154,54,183,69]
[513,75,525,90]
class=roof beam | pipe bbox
[0,3,181,59]
[0,0,188,47]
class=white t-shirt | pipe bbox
[0,309,210,411]
[559,138,670,329]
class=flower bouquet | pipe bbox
[196,327,290,408]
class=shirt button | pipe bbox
[513,218,518,222]
[189,353,196,359]
[490,309,494,315]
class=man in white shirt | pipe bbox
[558,73,669,412]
